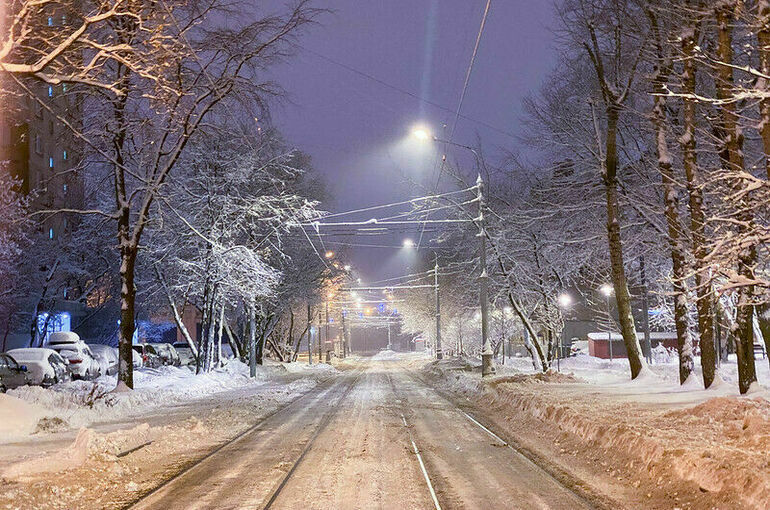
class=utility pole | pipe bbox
[478,175,493,376]
[639,255,653,364]
[387,322,392,350]
[341,310,347,359]
[317,310,323,362]
[434,253,442,360]
[606,293,613,362]
[325,300,330,362]
[307,304,312,365]
[249,310,257,377]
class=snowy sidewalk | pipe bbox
[0,360,337,509]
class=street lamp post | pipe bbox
[600,284,614,362]
[412,126,491,375]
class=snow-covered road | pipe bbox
[129,356,593,510]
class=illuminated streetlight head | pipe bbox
[558,293,572,308]
[327,291,334,299]
[324,250,334,259]
[504,306,512,314]
[412,126,431,141]
[403,238,415,248]
[344,264,351,271]
[600,284,614,297]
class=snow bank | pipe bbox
[427,355,770,509]
[2,428,92,481]
[3,360,319,443]
[0,394,48,441]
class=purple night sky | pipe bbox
[270,1,557,279]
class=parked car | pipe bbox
[48,332,101,380]
[0,353,30,392]
[132,344,163,368]
[5,348,71,386]
[172,342,197,366]
[88,344,119,376]
[152,343,181,367]
[132,349,143,369]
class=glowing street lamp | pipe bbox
[600,283,614,361]
[412,127,432,141]
[343,264,351,271]
[558,293,572,308]
[403,238,415,248]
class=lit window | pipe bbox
[49,156,54,168]
[62,150,68,160]
[47,16,54,26]
[62,83,67,93]
[48,227,55,239]
[61,15,67,25]
[63,183,68,193]
[48,86,53,97]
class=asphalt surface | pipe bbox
[130,357,593,510]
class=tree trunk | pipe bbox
[224,323,241,359]
[118,244,137,389]
[155,266,198,357]
[715,5,758,394]
[604,104,646,379]
[651,82,693,383]
[679,14,717,388]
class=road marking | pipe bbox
[400,413,442,510]
[462,411,509,447]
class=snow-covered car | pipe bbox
[152,343,181,367]
[87,344,119,376]
[5,348,71,386]
[48,332,101,380]
[132,349,143,369]
[173,342,197,366]
[0,353,30,392]
[132,344,162,368]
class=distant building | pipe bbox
[1,13,86,348]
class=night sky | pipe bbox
[270,1,557,280]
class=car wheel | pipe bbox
[0,383,6,393]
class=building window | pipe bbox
[63,183,68,194]
[47,16,54,26]
[62,83,67,93]
[48,85,53,97]
[63,150,68,160]
[61,15,67,25]
[34,134,42,154]
[49,121,54,135]
[48,227,55,240]
[49,156,54,168]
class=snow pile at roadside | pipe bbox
[0,394,48,442]
[279,360,338,374]
[3,360,316,442]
